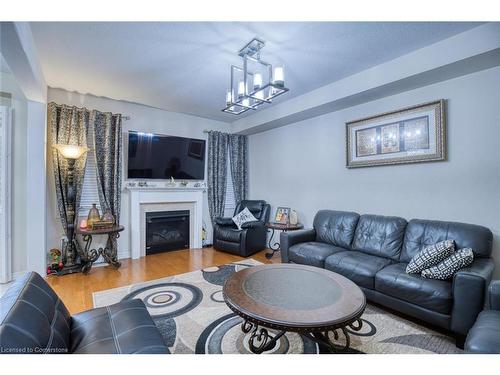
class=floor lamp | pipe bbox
[53,144,88,272]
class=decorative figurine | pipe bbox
[47,248,64,275]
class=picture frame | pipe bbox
[274,207,290,224]
[346,100,446,168]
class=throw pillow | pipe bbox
[406,239,456,274]
[421,248,474,280]
[232,207,258,230]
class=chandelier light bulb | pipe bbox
[273,65,285,88]
[242,98,250,107]
[255,90,264,101]
[253,73,263,90]
[237,80,245,98]
[226,90,232,106]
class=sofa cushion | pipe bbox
[232,207,257,230]
[313,210,360,248]
[70,299,168,354]
[401,219,493,263]
[0,272,71,354]
[465,311,500,354]
[406,239,455,274]
[288,242,345,268]
[421,248,474,280]
[324,251,392,289]
[352,214,407,261]
[375,263,453,314]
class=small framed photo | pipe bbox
[274,207,290,224]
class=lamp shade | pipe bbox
[53,144,88,159]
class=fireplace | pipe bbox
[145,210,190,255]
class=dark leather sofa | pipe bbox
[465,280,500,353]
[0,272,168,354]
[281,210,494,345]
[213,200,270,257]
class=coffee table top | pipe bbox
[223,264,366,331]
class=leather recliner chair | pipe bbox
[213,200,270,257]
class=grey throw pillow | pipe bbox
[421,248,474,280]
[406,239,455,274]
[232,207,258,230]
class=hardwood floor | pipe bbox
[45,247,279,314]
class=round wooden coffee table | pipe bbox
[223,263,366,353]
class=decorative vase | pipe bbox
[87,204,100,228]
[289,210,298,225]
[101,209,115,225]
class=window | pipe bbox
[79,125,101,217]
[224,153,236,217]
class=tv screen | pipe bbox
[127,131,206,180]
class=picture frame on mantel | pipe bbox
[346,100,446,168]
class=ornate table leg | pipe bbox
[79,234,100,274]
[241,320,286,354]
[265,228,281,259]
[100,232,121,269]
[302,318,363,353]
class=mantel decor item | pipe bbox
[274,207,290,224]
[346,100,446,168]
[222,38,289,115]
[52,143,88,269]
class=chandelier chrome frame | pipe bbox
[222,38,289,115]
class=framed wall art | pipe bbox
[346,100,446,168]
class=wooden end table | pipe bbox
[76,225,124,274]
[223,264,366,353]
[265,222,304,259]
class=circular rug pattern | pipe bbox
[195,313,319,354]
[122,282,203,319]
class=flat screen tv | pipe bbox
[127,131,206,180]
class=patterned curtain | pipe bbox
[48,102,89,236]
[207,131,229,222]
[228,134,248,204]
[91,110,123,223]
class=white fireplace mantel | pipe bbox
[128,187,204,259]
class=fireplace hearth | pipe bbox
[145,210,190,255]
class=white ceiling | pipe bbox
[30,22,482,122]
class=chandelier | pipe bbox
[222,38,289,115]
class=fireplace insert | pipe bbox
[145,210,190,255]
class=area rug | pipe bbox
[93,259,461,354]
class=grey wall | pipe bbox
[46,87,230,259]
[248,67,500,277]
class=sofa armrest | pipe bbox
[240,220,265,229]
[489,280,500,311]
[451,258,494,336]
[280,229,316,263]
[214,217,235,226]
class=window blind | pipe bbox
[79,125,102,216]
[224,153,236,217]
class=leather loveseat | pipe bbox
[281,210,494,346]
[0,272,169,354]
[213,200,270,257]
[465,280,500,353]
